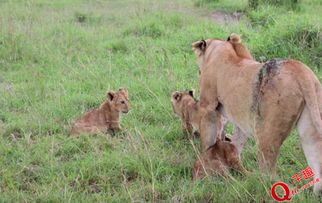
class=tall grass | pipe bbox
[0,0,321,202]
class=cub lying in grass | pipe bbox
[171,90,229,141]
[71,88,130,136]
[192,139,247,180]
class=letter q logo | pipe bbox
[271,182,292,202]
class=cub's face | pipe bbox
[192,140,234,180]
[107,88,130,113]
[171,90,196,118]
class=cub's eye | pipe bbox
[121,101,125,104]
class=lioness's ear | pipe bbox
[227,33,253,60]
[172,91,182,101]
[192,40,207,53]
[107,91,115,101]
[227,33,241,44]
[188,90,194,97]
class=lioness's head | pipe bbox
[192,33,253,72]
[107,88,130,113]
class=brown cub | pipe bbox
[71,88,130,136]
[171,90,246,179]
[171,90,229,141]
[171,90,199,136]
[193,139,247,180]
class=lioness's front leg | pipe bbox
[231,127,249,157]
[199,107,221,151]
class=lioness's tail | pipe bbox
[295,62,322,135]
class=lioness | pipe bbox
[193,139,247,180]
[70,88,130,136]
[171,90,229,141]
[192,33,322,194]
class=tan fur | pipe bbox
[70,88,130,136]
[192,139,247,180]
[171,90,228,141]
[227,33,253,60]
[192,33,322,194]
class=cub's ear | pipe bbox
[192,40,207,53]
[188,90,194,97]
[172,91,182,101]
[227,33,241,44]
[119,87,128,94]
[107,91,116,101]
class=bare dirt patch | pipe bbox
[210,10,243,25]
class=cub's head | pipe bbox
[107,87,130,113]
[193,140,234,181]
[171,90,196,118]
[171,90,199,135]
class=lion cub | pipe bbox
[192,139,247,180]
[171,90,246,179]
[71,88,130,136]
[171,90,229,141]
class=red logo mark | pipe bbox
[271,182,292,202]
[271,167,319,202]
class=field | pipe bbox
[1,0,322,202]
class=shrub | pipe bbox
[248,0,300,10]
[247,6,276,27]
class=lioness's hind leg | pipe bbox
[255,84,303,176]
[297,106,322,195]
[256,122,293,177]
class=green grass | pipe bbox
[0,0,322,202]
